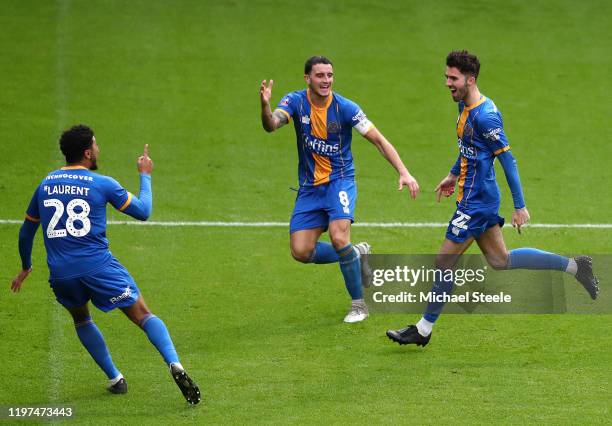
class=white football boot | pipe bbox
[343,300,369,323]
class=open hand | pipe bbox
[11,268,32,292]
[399,173,420,199]
[260,80,274,106]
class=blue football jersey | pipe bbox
[275,89,374,187]
[25,166,134,280]
[454,96,510,208]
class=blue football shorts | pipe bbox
[289,179,357,234]
[49,257,140,312]
[445,204,505,243]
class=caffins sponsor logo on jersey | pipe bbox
[483,127,503,141]
[304,135,340,156]
[457,139,477,160]
[110,286,132,304]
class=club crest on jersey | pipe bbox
[463,122,474,139]
[328,121,340,133]
[301,115,310,124]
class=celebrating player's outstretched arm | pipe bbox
[362,127,420,199]
[260,80,289,132]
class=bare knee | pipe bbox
[329,222,350,250]
[67,304,90,324]
[290,244,314,263]
[121,296,152,326]
[329,234,349,250]
[486,252,509,270]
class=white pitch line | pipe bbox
[1,219,612,228]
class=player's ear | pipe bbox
[467,75,476,86]
[304,74,310,84]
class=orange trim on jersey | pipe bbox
[60,165,88,170]
[312,154,332,185]
[493,145,510,156]
[456,109,469,139]
[307,88,333,140]
[307,89,333,185]
[465,96,486,111]
[456,157,468,203]
[457,96,487,139]
[25,214,40,223]
[307,88,333,110]
[274,108,291,122]
[118,192,133,211]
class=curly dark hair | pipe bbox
[59,124,94,163]
[446,50,480,80]
[304,56,333,74]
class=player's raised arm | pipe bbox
[260,80,289,133]
[362,127,420,199]
[115,144,153,221]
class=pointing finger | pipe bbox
[143,144,149,157]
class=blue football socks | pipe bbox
[140,314,180,365]
[336,244,362,300]
[508,248,569,271]
[75,317,120,380]
[308,242,340,264]
[423,270,454,323]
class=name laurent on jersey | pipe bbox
[43,185,91,196]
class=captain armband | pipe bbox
[354,117,374,135]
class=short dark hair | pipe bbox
[446,50,480,79]
[59,124,94,163]
[304,56,333,74]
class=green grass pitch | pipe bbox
[1,0,610,423]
